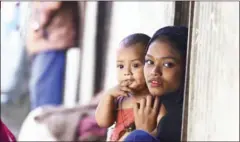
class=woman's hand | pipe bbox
[133,95,160,133]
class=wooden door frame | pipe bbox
[174,1,195,141]
[94,1,113,95]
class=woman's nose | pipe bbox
[150,66,162,76]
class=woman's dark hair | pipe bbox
[146,26,188,59]
[120,33,151,50]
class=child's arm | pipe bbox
[95,94,116,127]
[95,85,131,128]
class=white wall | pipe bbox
[104,2,175,90]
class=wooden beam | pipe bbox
[181,1,195,141]
[174,1,190,26]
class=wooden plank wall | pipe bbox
[184,2,239,141]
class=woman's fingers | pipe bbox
[133,102,139,117]
[153,96,160,113]
[146,95,153,108]
[138,96,160,114]
[139,98,146,111]
[133,97,159,133]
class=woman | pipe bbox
[124,26,188,142]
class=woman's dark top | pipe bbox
[157,92,183,142]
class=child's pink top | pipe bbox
[110,96,135,141]
[110,108,134,141]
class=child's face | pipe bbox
[116,43,147,92]
[144,40,184,96]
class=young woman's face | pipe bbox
[144,40,184,96]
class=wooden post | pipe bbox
[78,2,98,105]
[182,2,239,141]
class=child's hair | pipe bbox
[146,26,188,59]
[120,33,151,50]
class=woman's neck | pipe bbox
[131,88,150,101]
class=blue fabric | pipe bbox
[29,50,66,110]
[124,130,159,142]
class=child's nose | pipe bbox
[124,68,132,76]
[124,72,132,76]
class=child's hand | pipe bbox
[133,95,160,133]
[108,81,133,98]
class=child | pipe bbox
[95,33,151,141]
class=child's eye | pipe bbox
[117,64,124,69]
[163,62,175,68]
[145,59,154,65]
[132,63,140,68]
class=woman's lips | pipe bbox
[149,80,162,87]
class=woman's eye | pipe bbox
[117,64,124,69]
[163,62,174,68]
[145,59,154,65]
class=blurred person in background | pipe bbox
[18,1,108,141]
[1,1,29,104]
[26,2,79,110]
